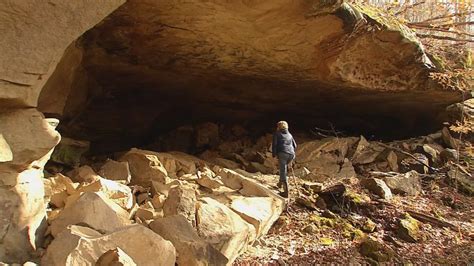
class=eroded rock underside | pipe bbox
[0,0,471,264]
[37,0,464,154]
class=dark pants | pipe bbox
[278,152,295,183]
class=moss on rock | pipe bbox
[397,213,421,242]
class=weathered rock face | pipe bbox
[0,1,126,262]
[42,0,465,154]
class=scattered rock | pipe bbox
[96,248,137,266]
[134,201,156,221]
[296,195,318,210]
[44,174,78,208]
[440,148,459,163]
[151,194,167,209]
[42,224,176,266]
[230,196,281,237]
[75,178,133,209]
[302,224,319,234]
[67,165,101,183]
[150,214,228,265]
[397,213,421,242]
[163,185,197,226]
[400,153,429,174]
[50,137,90,167]
[119,148,170,187]
[422,144,440,166]
[361,178,392,200]
[362,218,377,233]
[99,159,131,184]
[293,167,311,178]
[351,136,383,165]
[360,237,394,263]
[302,181,324,193]
[382,171,422,196]
[196,197,256,263]
[447,169,474,196]
[386,151,398,172]
[196,168,224,189]
[50,192,131,237]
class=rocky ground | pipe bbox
[38,117,473,265]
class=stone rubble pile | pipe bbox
[41,142,285,265]
[36,121,472,264]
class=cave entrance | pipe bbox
[37,2,458,156]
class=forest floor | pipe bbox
[235,161,474,265]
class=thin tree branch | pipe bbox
[416,33,474,43]
[394,1,426,16]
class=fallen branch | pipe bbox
[416,33,474,43]
[418,11,474,24]
[406,210,457,230]
[394,1,426,16]
[409,25,474,38]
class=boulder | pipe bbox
[99,159,131,184]
[196,197,256,263]
[119,148,169,187]
[302,182,324,193]
[163,185,197,226]
[360,237,394,263]
[351,136,383,165]
[196,166,224,189]
[50,192,131,237]
[397,213,421,242]
[382,171,422,196]
[44,174,78,208]
[386,151,398,172]
[0,109,61,262]
[67,165,101,183]
[134,201,157,221]
[400,153,429,174]
[50,137,90,167]
[440,148,459,163]
[151,194,167,209]
[42,224,176,266]
[150,214,228,265]
[361,178,392,200]
[230,196,281,237]
[96,248,137,266]
[75,178,133,209]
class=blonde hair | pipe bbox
[277,121,289,130]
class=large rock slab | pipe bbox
[50,192,131,237]
[42,224,176,266]
[150,214,228,266]
[382,171,422,196]
[99,159,131,184]
[361,178,393,200]
[75,178,133,209]
[0,109,60,263]
[230,196,281,237]
[196,197,256,264]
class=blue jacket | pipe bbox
[272,129,297,156]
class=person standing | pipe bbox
[272,121,297,198]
